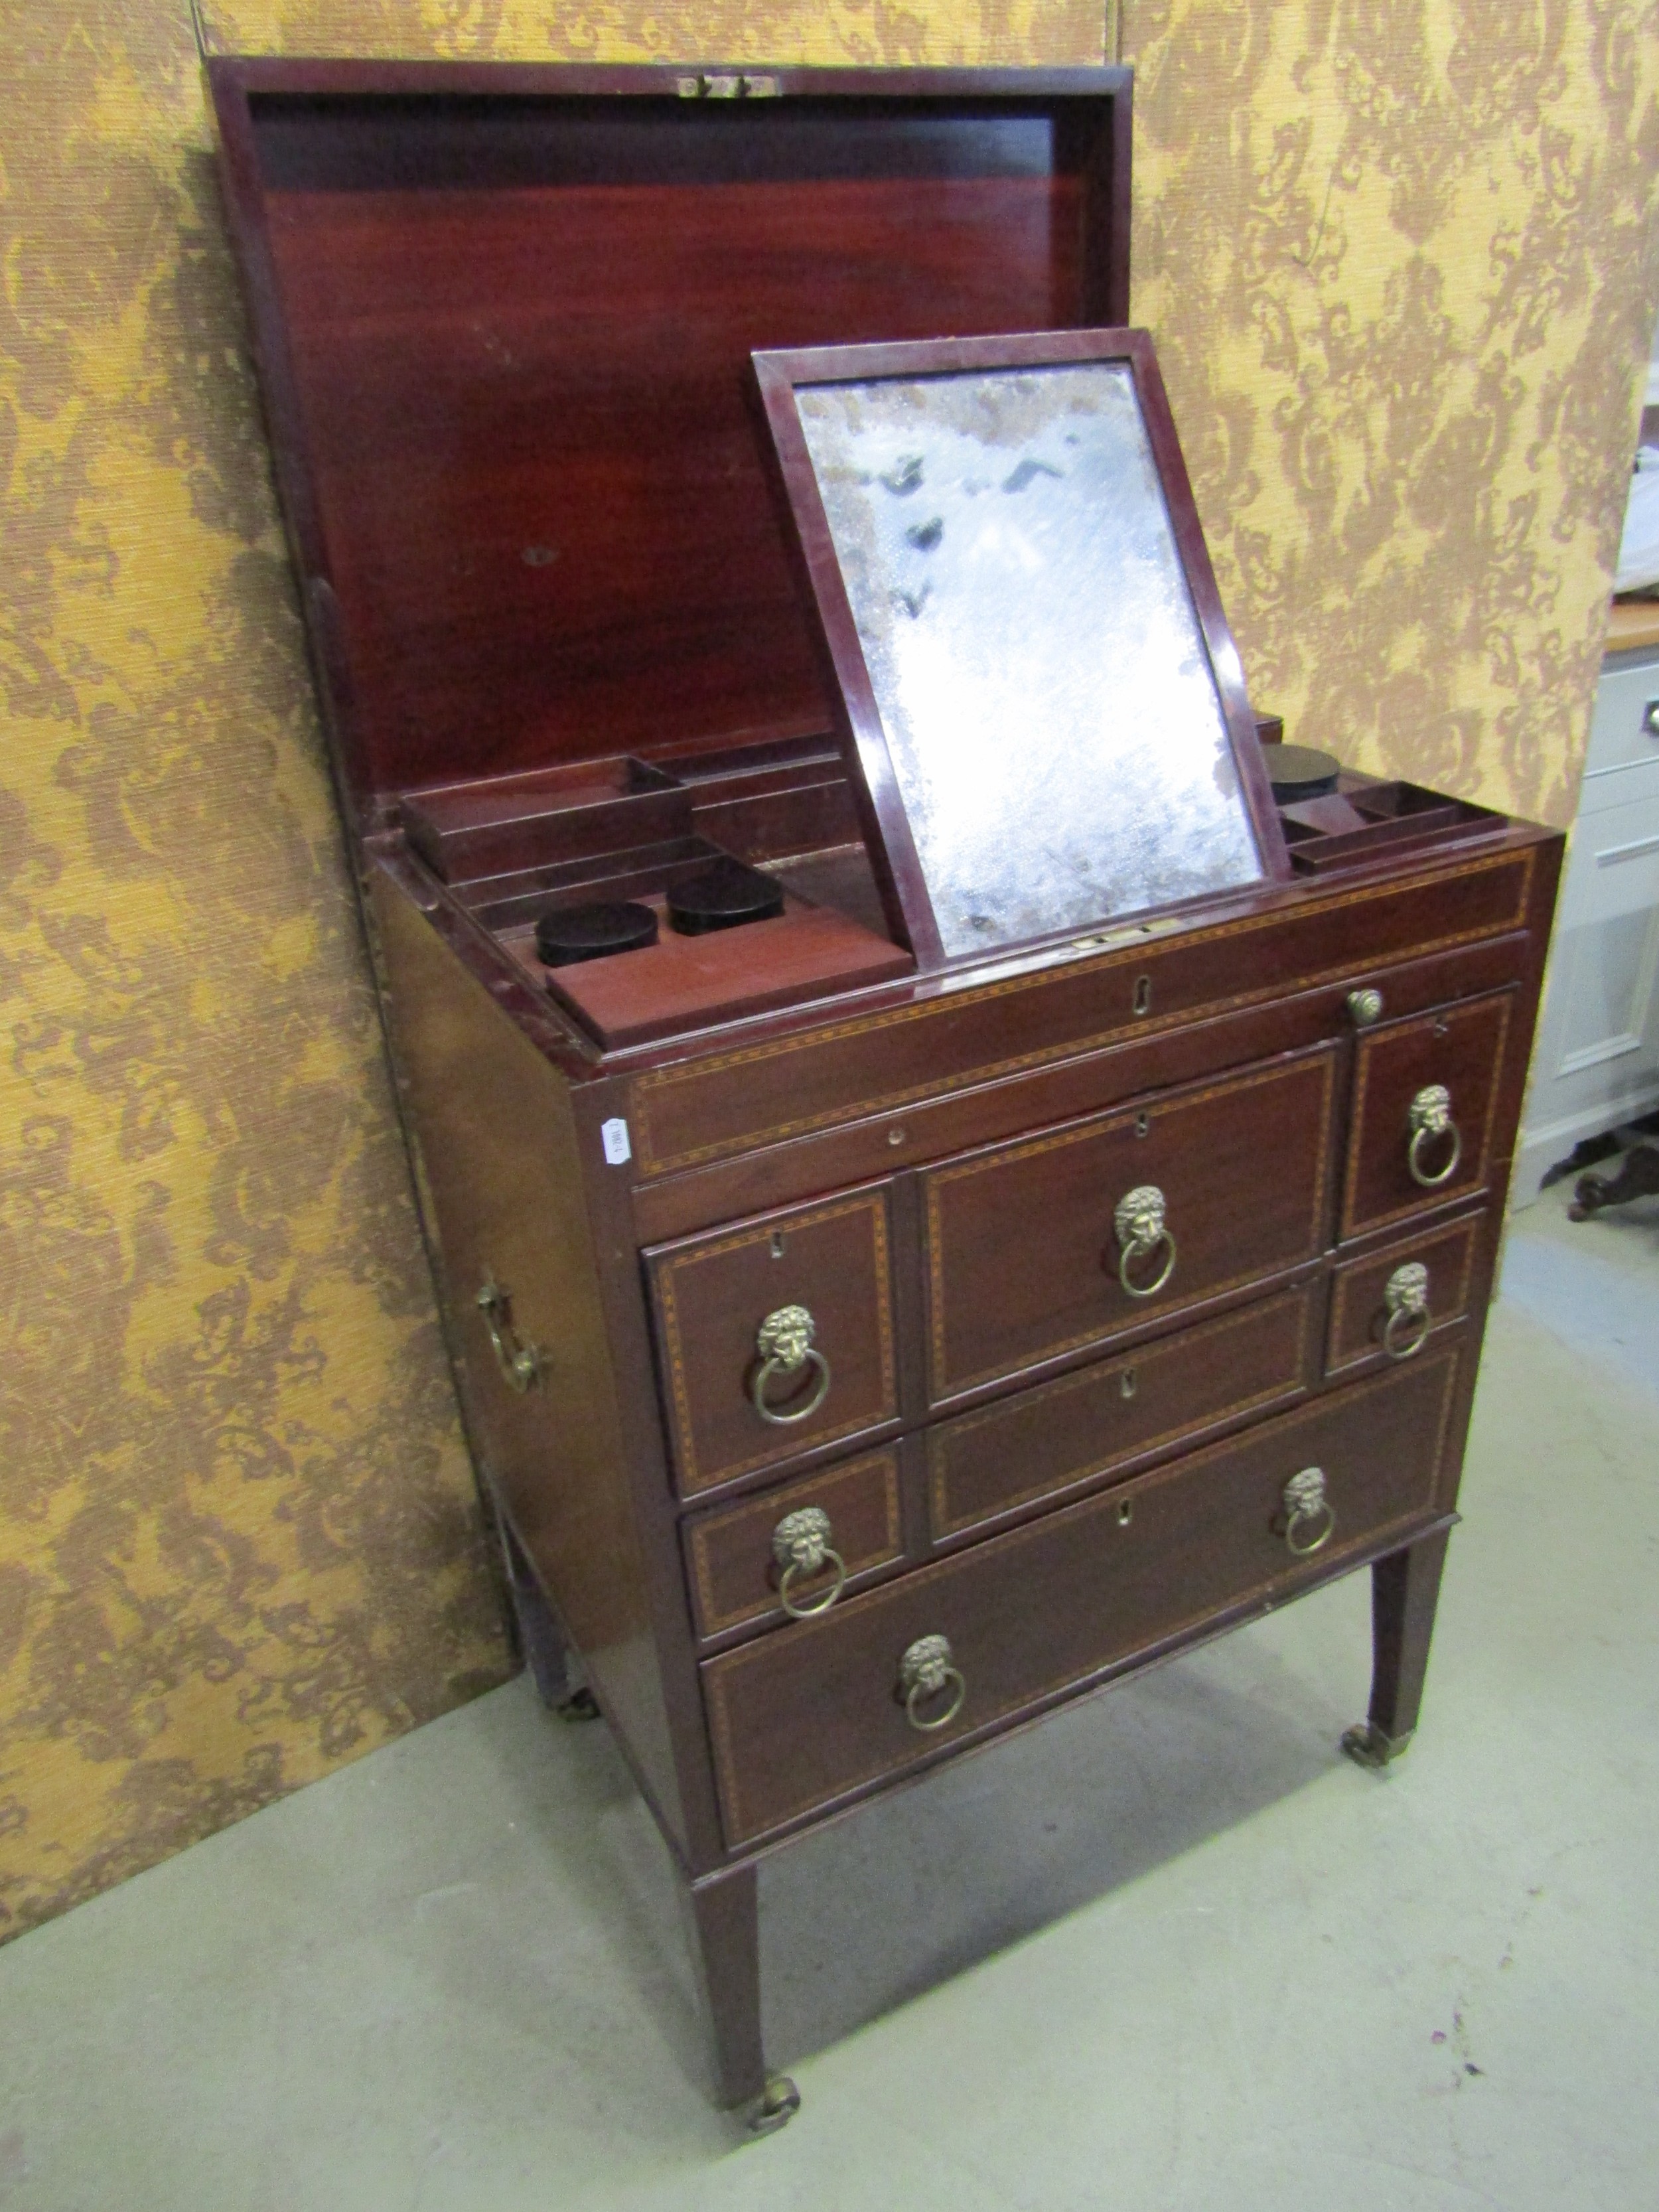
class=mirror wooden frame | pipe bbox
[752,327,1291,973]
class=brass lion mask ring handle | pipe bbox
[1406,1084,1462,1189]
[1114,1183,1178,1299]
[771,1505,847,1619]
[1282,1466,1336,1557]
[1382,1262,1431,1359]
[750,1304,832,1427]
[899,1633,967,1732]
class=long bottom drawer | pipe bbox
[704,1349,1465,1846]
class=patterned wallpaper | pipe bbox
[1,0,1654,1942]
[1129,1,1659,827]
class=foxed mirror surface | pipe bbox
[794,362,1267,960]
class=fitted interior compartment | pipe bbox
[1281,778,1506,872]
[428,743,911,1048]
[401,756,689,882]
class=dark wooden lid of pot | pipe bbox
[535,900,659,967]
[668,861,785,936]
[1267,744,1342,800]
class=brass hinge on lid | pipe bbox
[676,72,781,98]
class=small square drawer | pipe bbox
[1326,1213,1486,1376]
[646,1183,900,1498]
[1341,992,1514,1240]
[684,1448,904,1640]
[928,1283,1316,1540]
[920,1044,1338,1402]
[703,1349,1464,1846]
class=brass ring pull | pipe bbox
[1282,1466,1335,1557]
[476,1278,545,1394]
[1114,1184,1177,1300]
[1382,1262,1431,1360]
[750,1305,832,1427]
[771,1506,847,1619]
[1406,1085,1462,1188]
[899,1633,967,1733]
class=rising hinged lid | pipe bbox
[208,59,1132,836]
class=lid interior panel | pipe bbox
[228,78,1127,812]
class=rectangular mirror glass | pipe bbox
[759,338,1284,966]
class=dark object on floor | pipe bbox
[1571,1141,1659,1218]
[668,860,786,936]
[1268,744,1342,801]
[1540,1130,1623,1189]
[535,900,658,967]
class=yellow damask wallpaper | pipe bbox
[1,0,1654,1943]
[1128,1,1659,826]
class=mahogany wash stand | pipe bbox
[210,58,1562,2130]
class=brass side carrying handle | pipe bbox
[1382,1261,1431,1359]
[1406,1084,1462,1188]
[476,1278,545,1394]
[750,1305,832,1427]
[1282,1466,1335,1556]
[771,1505,847,1619]
[899,1633,967,1732]
[1114,1184,1177,1299]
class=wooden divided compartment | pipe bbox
[397,741,911,1049]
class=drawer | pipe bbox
[684,1448,904,1641]
[1585,653,1659,779]
[1577,751,1659,817]
[646,1183,899,1499]
[920,1045,1338,1402]
[1326,1212,1485,1377]
[630,850,1538,1178]
[1341,992,1514,1239]
[705,1349,1463,1846]
[928,1282,1316,1540]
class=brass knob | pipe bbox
[476,1278,545,1394]
[1382,1262,1431,1359]
[771,1505,847,1619]
[1113,1183,1178,1299]
[1282,1466,1335,1556]
[899,1633,967,1732]
[1347,987,1384,1027]
[749,1305,832,1427]
[1406,1084,1462,1188]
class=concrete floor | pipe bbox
[1,1173,1656,2211]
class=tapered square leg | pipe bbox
[1343,1527,1451,1769]
[500,1521,587,1712]
[682,1862,798,2129]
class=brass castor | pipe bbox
[555,1686,601,1724]
[746,2075,800,2136]
[1341,1720,1412,1771]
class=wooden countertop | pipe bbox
[1607,597,1659,654]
